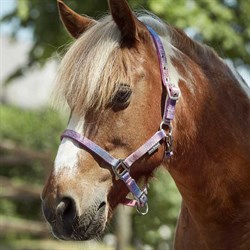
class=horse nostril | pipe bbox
[97,201,106,212]
[56,197,76,225]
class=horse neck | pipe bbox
[166,36,250,247]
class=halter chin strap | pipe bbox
[60,26,180,215]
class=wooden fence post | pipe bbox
[115,205,132,250]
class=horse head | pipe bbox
[42,0,171,240]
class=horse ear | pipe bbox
[57,0,97,39]
[108,0,140,42]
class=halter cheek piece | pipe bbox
[61,26,180,215]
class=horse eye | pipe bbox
[111,83,132,107]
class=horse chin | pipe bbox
[52,202,108,241]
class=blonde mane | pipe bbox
[52,14,171,115]
[53,16,119,114]
[52,13,216,115]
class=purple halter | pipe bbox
[61,26,180,215]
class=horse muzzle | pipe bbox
[42,196,108,240]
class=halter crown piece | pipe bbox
[61,26,180,215]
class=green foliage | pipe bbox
[0,199,16,217]
[148,0,250,64]
[0,105,65,151]
[0,105,65,183]
[2,0,249,83]
[0,105,64,230]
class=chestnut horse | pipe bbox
[42,0,250,249]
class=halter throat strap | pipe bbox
[60,26,180,215]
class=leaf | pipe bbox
[17,0,29,21]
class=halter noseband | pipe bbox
[61,26,180,215]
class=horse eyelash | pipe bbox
[111,83,132,105]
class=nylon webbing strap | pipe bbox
[124,130,166,167]
[147,25,180,124]
[61,130,120,167]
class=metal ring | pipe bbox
[136,203,149,215]
[160,121,172,133]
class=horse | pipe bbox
[42,0,250,249]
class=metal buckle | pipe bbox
[112,160,129,179]
[165,131,174,157]
[167,85,180,100]
[159,122,174,157]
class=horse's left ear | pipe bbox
[108,0,145,43]
[57,0,97,39]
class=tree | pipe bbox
[2,0,249,83]
[149,0,250,65]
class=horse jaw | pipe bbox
[43,114,111,240]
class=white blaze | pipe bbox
[54,115,84,174]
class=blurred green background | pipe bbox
[0,0,249,250]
